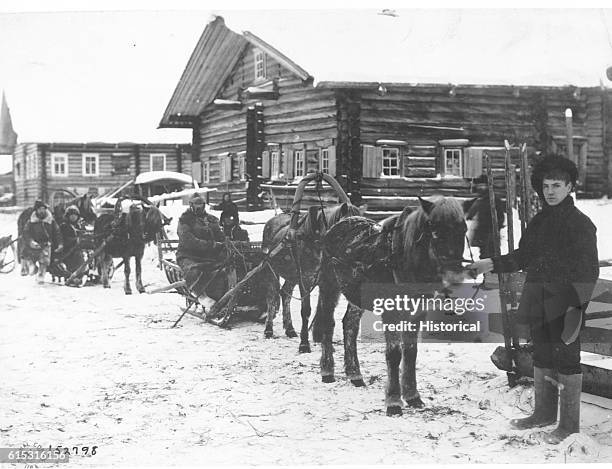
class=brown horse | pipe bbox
[315,196,469,415]
[261,203,362,355]
[94,199,166,295]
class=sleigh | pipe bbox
[153,228,266,327]
[0,235,16,274]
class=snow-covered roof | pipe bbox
[134,171,195,186]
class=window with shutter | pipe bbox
[270,151,280,179]
[237,152,246,181]
[443,149,463,176]
[382,148,400,177]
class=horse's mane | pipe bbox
[302,203,361,239]
[400,196,464,261]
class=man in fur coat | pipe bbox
[176,194,226,309]
[22,200,63,283]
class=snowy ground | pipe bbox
[1,198,612,465]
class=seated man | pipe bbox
[221,214,249,241]
[22,200,63,283]
[58,205,87,286]
[176,194,226,309]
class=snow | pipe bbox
[1,199,612,465]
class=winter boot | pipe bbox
[37,264,47,284]
[544,373,582,444]
[510,367,558,429]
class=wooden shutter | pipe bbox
[327,145,336,177]
[362,145,374,177]
[219,156,227,183]
[191,161,202,183]
[226,155,233,182]
[284,149,294,179]
[463,148,483,178]
[436,146,443,176]
[261,150,270,178]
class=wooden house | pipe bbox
[13,142,192,207]
[159,13,612,214]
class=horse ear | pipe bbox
[340,202,348,216]
[418,196,434,215]
[463,197,478,215]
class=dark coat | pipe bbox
[212,200,239,224]
[176,209,225,263]
[493,196,599,323]
[59,220,86,273]
[23,209,62,253]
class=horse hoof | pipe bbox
[298,344,311,353]
[386,406,403,417]
[351,379,366,387]
[138,289,145,294]
[285,329,298,338]
[125,291,132,295]
[103,285,111,289]
[264,330,273,339]
[322,375,335,383]
[405,396,425,408]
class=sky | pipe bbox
[1,1,612,146]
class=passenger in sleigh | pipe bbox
[176,194,226,310]
[221,213,249,242]
[468,155,599,444]
[57,205,87,286]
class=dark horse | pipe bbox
[261,203,362,353]
[94,198,165,295]
[314,196,468,415]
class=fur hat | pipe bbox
[189,193,205,205]
[530,155,578,196]
[33,200,48,210]
[64,205,80,217]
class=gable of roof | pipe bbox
[159,16,248,128]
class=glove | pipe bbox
[561,306,583,345]
[29,240,41,249]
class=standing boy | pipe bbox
[468,155,599,444]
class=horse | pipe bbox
[53,193,97,226]
[463,192,505,259]
[93,199,166,295]
[261,203,362,353]
[314,196,469,415]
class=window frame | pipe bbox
[443,148,463,177]
[51,153,68,177]
[82,153,99,177]
[254,48,266,81]
[320,148,330,174]
[294,149,305,179]
[381,147,400,177]
[149,153,167,172]
[111,152,131,176]
[237,151,247,182]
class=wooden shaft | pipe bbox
[485,153,512,355]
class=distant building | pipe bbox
[13,142,192,207]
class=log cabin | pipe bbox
[159,13,612,215]
[13,142,192,207]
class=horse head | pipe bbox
[302,202,362,241]
[77,193,97,225]
[126,202,146,240]
[402,196,467,286]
